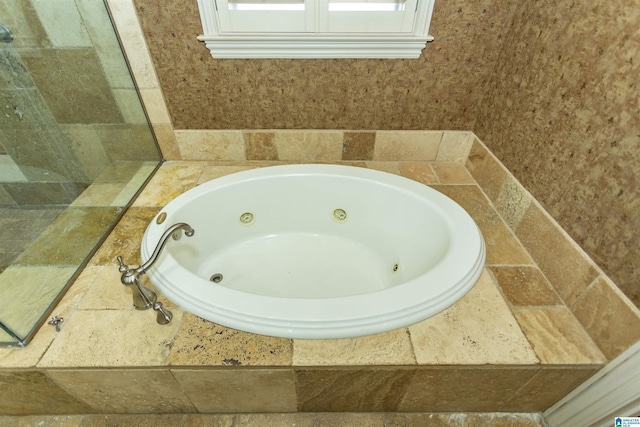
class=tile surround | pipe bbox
[0,413,546,426]
[1,130,638,418]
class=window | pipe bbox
[196,0,435,58]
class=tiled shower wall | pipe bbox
[127,0,640,311]
[0,0,156,207]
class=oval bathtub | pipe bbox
[141,164,485,339]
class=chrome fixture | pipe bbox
[47,316,64,332]
[116,223,194,324]
[0,24,14,43]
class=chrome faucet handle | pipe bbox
[153,302,172,324]
[114,223,193,325]
[116,255,138,285]
[116,255,128,272]
[116,255,157,310]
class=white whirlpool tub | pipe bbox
[141,164,485,339]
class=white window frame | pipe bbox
[196,0,436,58]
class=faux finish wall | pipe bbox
[132,0,517,130]
[474,0,640,307]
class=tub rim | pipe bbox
[142,164,486,339]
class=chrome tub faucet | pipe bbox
[116,223,194,324]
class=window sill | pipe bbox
[197,34,434,59]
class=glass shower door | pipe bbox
[0,0,161,346]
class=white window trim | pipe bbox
[196,0,435,58]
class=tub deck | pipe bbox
[0,145,624,416]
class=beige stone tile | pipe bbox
[293,328,415,366]
[110,163,158,207]
[80,414,185,427]
[338,160,368,168]
[296,368,414,412]
[139,88,171,124]
[501,367,600,412]
[71,183,123,207]
[90,207,160,266]
[234,414,296,427]
[0,370,93,415]
[175,130,245,161]
[94,161,140,184]
[244,131,278,160]
[152,123,181,160]
[31,0,91,47]
[273,130,343,161]
[433,185,534,265]
[515,202,599,306]
[431,162,475,184]
[572,276,640,360]
[383,413,484,427]
[172,368,297,412]
[0,0,50,49]
[77,265,134,310]
[496,174,533,231]
[47,369,196,413]
[399,367,539,412]
[167,314,292,366]
[374,131,442,161]
[13,207,122,267]
[21,48,121,124]
[38,309,182,367]
[96,124,159,162]
[436,131,474,162]
[384,413,544,427]
[465,137,508,202]
[364,161,401,175]
[112,88,147,124]
[198,165,258,184]
[342,132,375,161]
[398,162,438,184]
[489,266,563,307]
[273,413,384,427]
[0,266,93,368]
[132,163,204,207]
[0,266,76,337]
[60,125,111,181]
[409,270,538,365]
[512,307,606,364]
[105,0,159,89]
[0,415,83,427]
[183,414,235,427]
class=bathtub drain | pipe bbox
[210,273,223,283]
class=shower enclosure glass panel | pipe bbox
[0,0,161,346]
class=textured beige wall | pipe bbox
[132,0,517,130]
[474,0,640,307]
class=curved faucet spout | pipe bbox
[116,222,194,324]
[137,222,194,274]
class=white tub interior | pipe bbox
[142,164,485,339]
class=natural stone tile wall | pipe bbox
[173,130,473,163]
[465,136,640,360]
[0,412,546,426]
[0,0,159,207]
